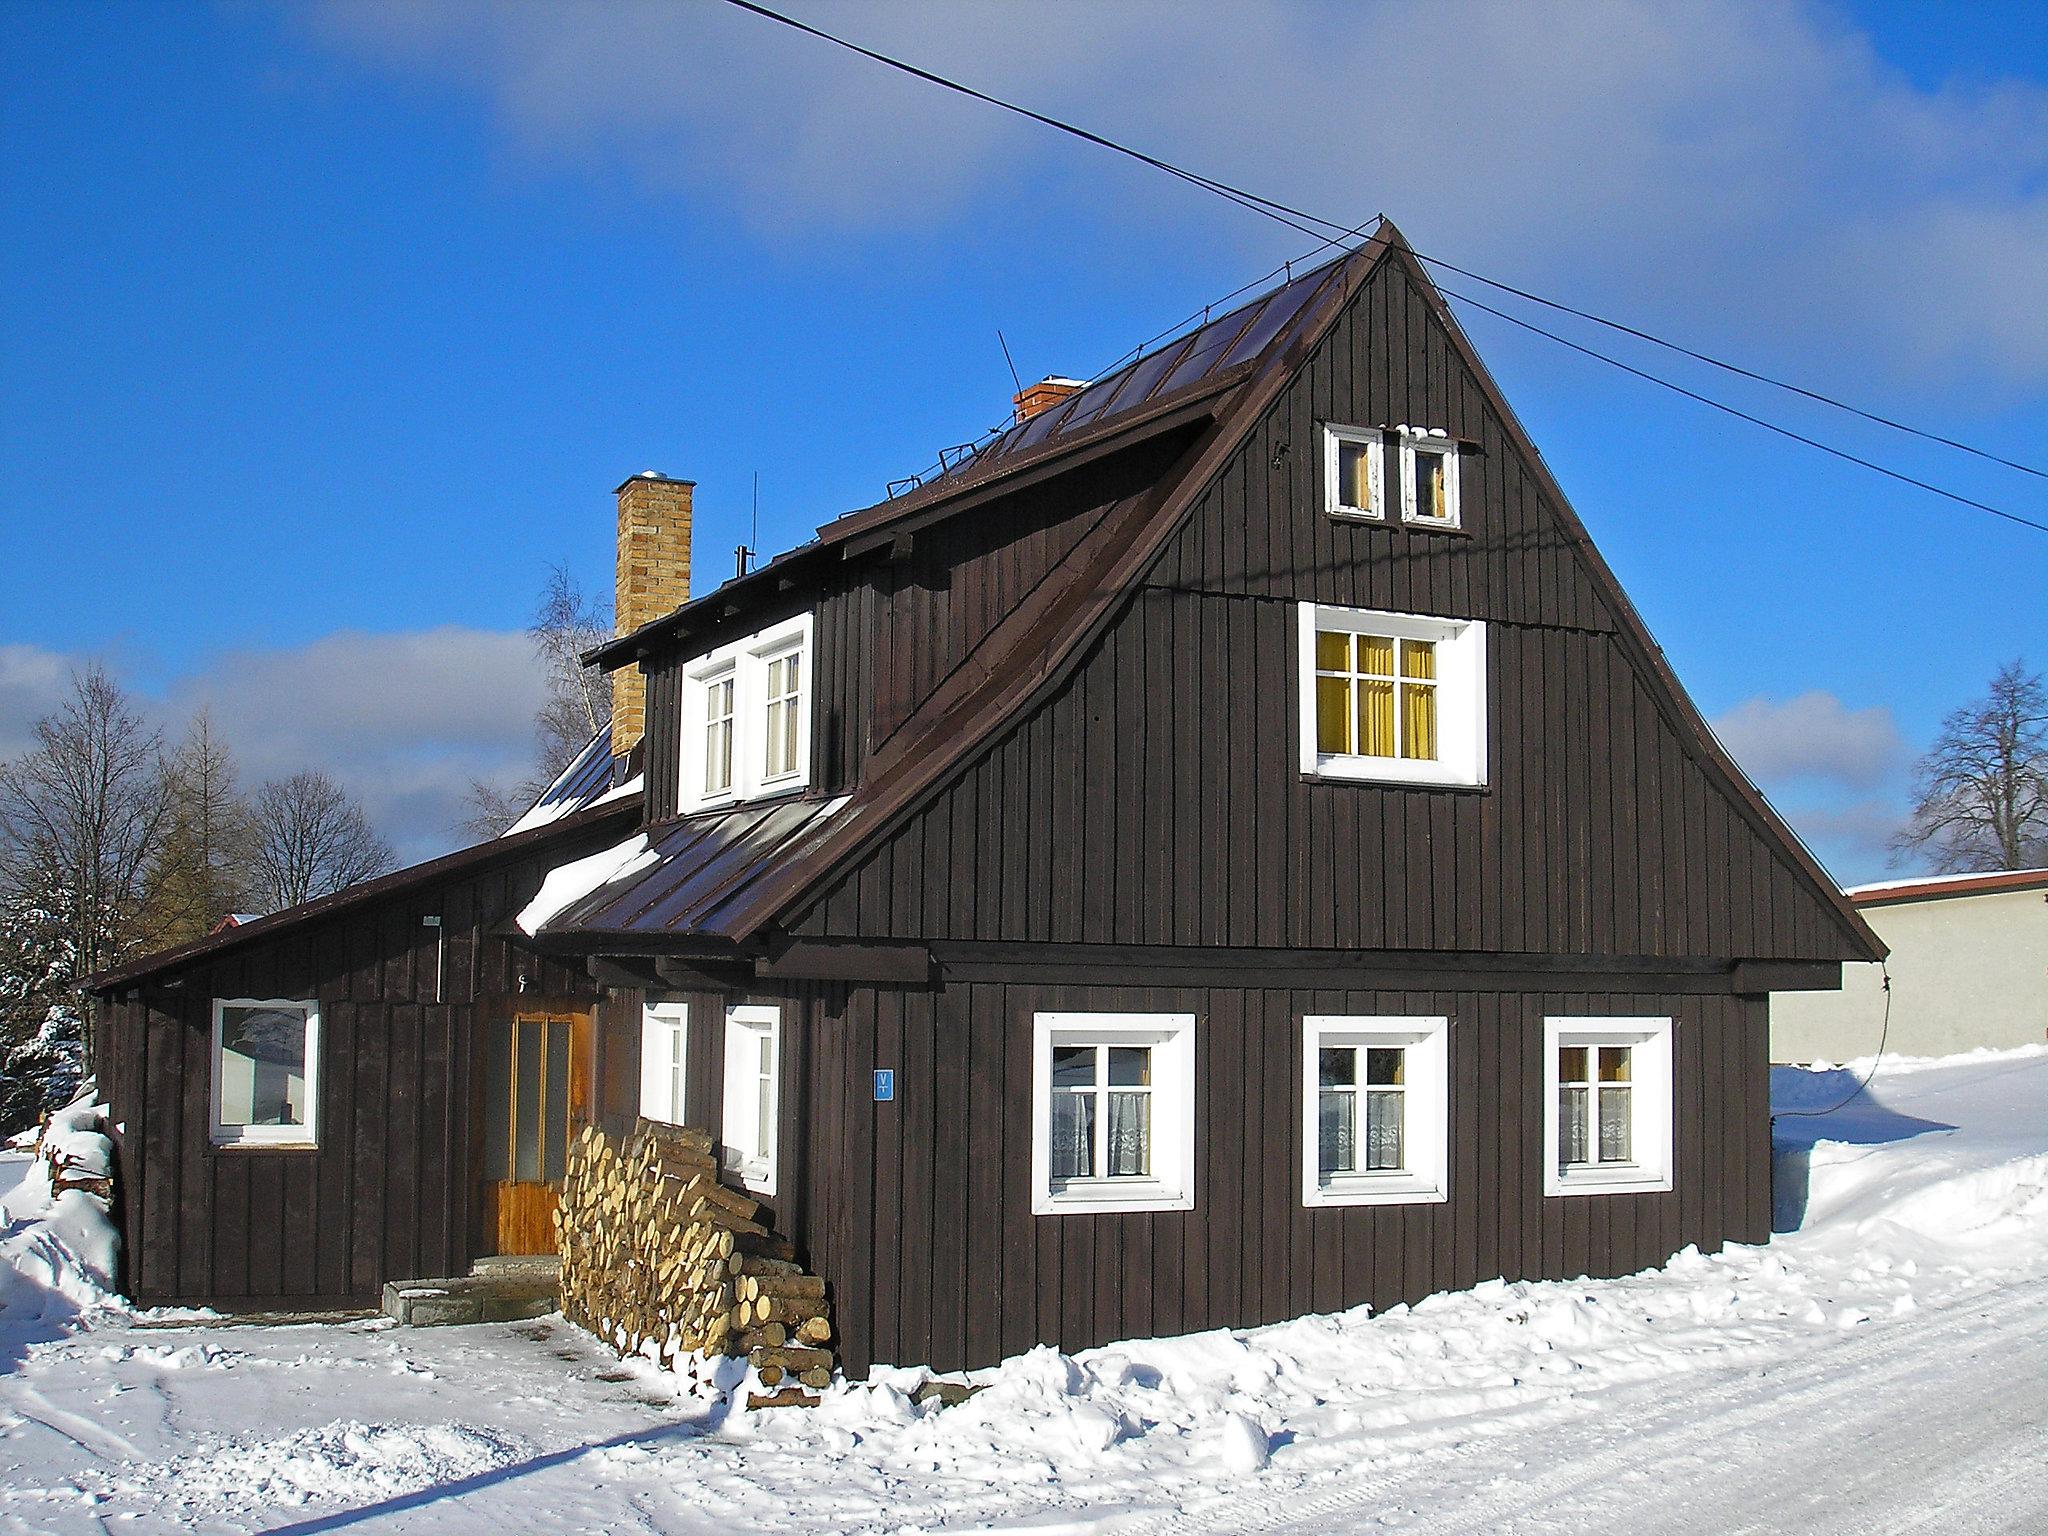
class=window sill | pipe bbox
[210,1136,319,1152]
[1305,754,1485,790]
[1328,506,1385,524]
[1545,1165,1671,1198]
[1306,1174,1446,1208]
[1035,1179,1192,1216]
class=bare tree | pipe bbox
[146,710,252,943]
[1892,659,2048,873]
[0,666,173,1070]
[532,561,613,783]
[461,561,614,837]
[248,770,395,912]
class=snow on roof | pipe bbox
[514,833,659,936]
[1846,868,2048,904]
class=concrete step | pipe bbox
[382,1263,560,1327]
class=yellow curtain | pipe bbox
[1402,681,1437,759]
[1357,634,1395,677]
[1316,675,1351,754]
[1359,679,1395,756]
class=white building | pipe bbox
[1771,869,2048,1063]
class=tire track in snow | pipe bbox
[1129,1279,2048,1536]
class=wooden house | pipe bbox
[87,222,1884,1375]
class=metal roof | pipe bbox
[533,796,849,946]
[945,254,1346,480]
[503,731,626,836]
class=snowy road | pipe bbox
[3,1048,2046,1534]
[1162,1279,2048,1536]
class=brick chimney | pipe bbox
[1012,375,1086,424]
[612,471,694,758]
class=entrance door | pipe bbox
[480,1007,590,1254]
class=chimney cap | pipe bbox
[613,471,697,494]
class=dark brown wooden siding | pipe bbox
[790,978,1771,1377]
[95,825,620,1309]
[636,432,1193,821]
[784,255,1861,963]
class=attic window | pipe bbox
[1299,603,1487,788]
[1399,428,1460,528]
[679,613,813,812]
[1323,423,1385,520]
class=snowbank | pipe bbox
[1,1089,123,1332]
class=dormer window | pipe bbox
[680,613,813,812]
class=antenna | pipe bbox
[997,330,1023,395]
[737,470,759,577]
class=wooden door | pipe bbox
[480,1008,590,1255]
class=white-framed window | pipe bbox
[679,613,814,812]
[639,1002,690,1126]
[1298,602,1486,788]
[1031,1012,1196,1215]
[1301,1016,1449,1206]
[1323,423,1386,520]
[721,1004,781,1195]
[1542,1016,1674,1197]
[210,998,319,1146]
[1397,427,1460,528]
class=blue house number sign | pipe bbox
[873,1069,896,1102]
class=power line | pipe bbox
[1435,284,2048,535]
[719,0,2048,522]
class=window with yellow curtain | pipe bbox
[1314,630,1438,761]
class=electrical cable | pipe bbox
[720,0,2048,516]
[1777,962,1894,1121]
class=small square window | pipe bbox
[1323,424,1386,520]
[211,999,319,1146]
[1299,603,1486,788]
[1398,427,1460,528]
[1032,1013,1195,1214]
[1303,1017,1448,1206]
[1543,1017,1673,1196]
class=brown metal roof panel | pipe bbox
[551,806,783,934]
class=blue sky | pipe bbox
[3,0,2045,874]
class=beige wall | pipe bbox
[1771,886,2048,1062]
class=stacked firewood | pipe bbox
[555,1120,835,1404]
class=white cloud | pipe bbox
[291,0,2048,383]
[0,628,550,866]
[1712,690,1907,791]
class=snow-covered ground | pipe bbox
[3,1049,2045,1535]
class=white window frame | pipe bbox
[1030,1012,1196,1215]
[209,997,320,1147]
[721,1004,782,1196]
[1397,426,1461,529]
[1542,1016,1674,1197]
[1297,602,1487,788]
[679,612,814,813]
[639,1001,690,1126]
[1300,1016,1449,1207]
[1323,422,1386,521]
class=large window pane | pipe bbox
[1050,1091,1094,1181]
[1316,675,1352,755]
[1358,679,1396,756]
[1319,1088,1355,1176]
[1402,681,1437,760]
[514,1018,543,1182]
[1560,1084,1590,1167]
[1365,1088,1404,1170]
[1051,1045,1096,1089]
[218,1006,309,1128]
[1599,1087,1633,1163]
[1106,1091,1151,1177]
[1338,441,1372,508]
[542,1020,570,1182]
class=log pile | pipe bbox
[555,1120,835,1404]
